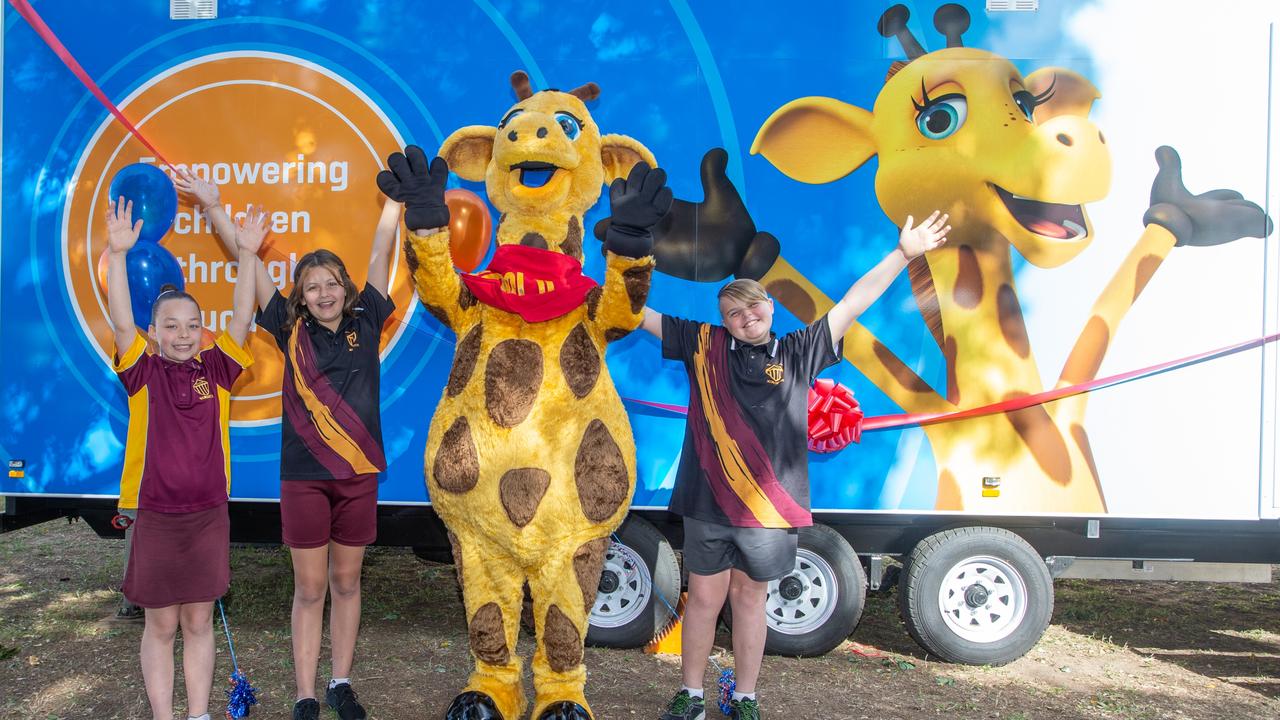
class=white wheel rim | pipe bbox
[589,541,653,629]
[936,555,1028,644]
[765,548,839,635]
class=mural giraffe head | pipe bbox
[440,70,656,261]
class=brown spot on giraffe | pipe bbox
[622,265,653,314]
[943,336,961,406]
[447,324,484,397]
[997,284,1030,359]
[935,469,962,509]
[485,339,544,427]
[1133,254,1162,302]
[585,287,603,320]
[1004,393,1072,486]
[953,246,984,309]
[499,467,551,527]
[764,278,817,323]
[1060,316,1110,385]
[542,604,583,672]
[572,537,610,613]
[560,323,600,398]
[423,303,451,328]
[1071,424,1108,512]
[560,217,583,259]
[574,419,629,522]
[520,232,549,250]
[469,602,510,665]
[604,327,631,343]
[459,283,478,310]
[402,237,420,275]
[873,340,935,394]
[434,417,479,492]
[908,256,944,351]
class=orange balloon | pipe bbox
[444,188,492,272]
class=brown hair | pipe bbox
[150,283,200,326]
[286,249,359,326]
[717,278,769,306]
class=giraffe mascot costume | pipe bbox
[377,71,670,720]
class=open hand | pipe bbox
[603,162,672,258]
[106,197,143,254]
[235,204,270,255]
[376,145,449,231]
[174,168,221,208]
[899,210,950,259]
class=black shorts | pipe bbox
[682,516,799,582]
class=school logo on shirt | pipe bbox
[346,330,360,350]
[764,362,785,385]
[193,376,214,400]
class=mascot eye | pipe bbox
[914,94,967,140]
[498,109,524,129]
[555,112,582,140]
[1012,90,1037,121]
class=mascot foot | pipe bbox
[446,691,504,720]
[535,701,592,720]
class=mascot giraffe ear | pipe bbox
[751,96,875,184]
[440,125,497,182]
[1026,68,1100,121]
[600,134,658,184]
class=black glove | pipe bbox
[376,145,450,231]
[595,148,780,281]
[1144,145,1273,247]
[603,162,673,258]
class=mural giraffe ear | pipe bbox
[599,134,657,184]
[1026,68,1101,121]
[440,125,498,182]
[751,96,876,184]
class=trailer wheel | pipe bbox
[898,527,1053,665]
[585,514,680,648]
[723,524,866,657]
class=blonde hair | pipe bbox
[717,278,769,306]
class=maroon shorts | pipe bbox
[121,504,230,609]
[281,474,378,549]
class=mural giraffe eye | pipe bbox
[1012,90,1037,121]
[914,94,967,140]
[555,111,583,140]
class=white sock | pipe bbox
[732,691,756,702]
[683,686,705,699]
[187,714,211,720]
[329,677,350,690]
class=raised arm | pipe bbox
[175,170,275,309]
[105,198,144,352]
[640,306,663,339]
[366,197,401,299]
[226,208,269,346]
[827,211,950,345]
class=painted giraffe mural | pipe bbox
[382,72,664,720]
[626,3,1271,514]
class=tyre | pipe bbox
[898,526,1053,665]
[585,514,681,648]
[724,524,867,657]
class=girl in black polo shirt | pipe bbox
[181,171,397,720]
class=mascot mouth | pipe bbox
[994,185,1087,240]
[511,161,561,189]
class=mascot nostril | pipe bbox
[387,69,669,720]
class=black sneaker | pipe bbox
[659,690,705,720]
[292,698,320,720]
[325,682,368,720]
[728,697,760,720]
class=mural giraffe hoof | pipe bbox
[535,701,591,720]
[445,691,503,720]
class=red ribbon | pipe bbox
[9,0,174,169]
[626,331,1280,432]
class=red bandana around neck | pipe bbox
[460,244,599,322]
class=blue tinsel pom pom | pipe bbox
[717,668,736,715]
[225,669,258,718]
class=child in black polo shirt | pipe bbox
[646,211,950,720]
[178,171,398,720]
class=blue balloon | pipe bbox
[108,163,177,244]
[125,242,186,329]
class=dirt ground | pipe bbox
[2,518,1278,720]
